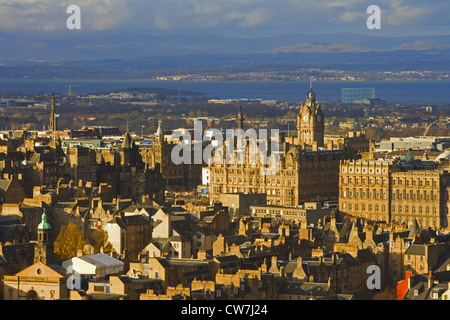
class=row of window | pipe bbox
[342,189,387,199]
[392,190,437,201]
[341,166,387,174]
[392,205,437,215]
[342,203,386,213]
[341,177,388,185]
[252,208,306,217]
[341,202,438,215]
[341,189,438,201]
[392,178,438,187]
[341,176,439,187]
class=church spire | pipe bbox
[49,90,56,133]
[237,105,244,130]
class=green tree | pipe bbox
[54,223,86,259]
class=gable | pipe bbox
[144,242,164,254]
[15,261,65,279]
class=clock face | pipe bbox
[303,115,309,122]
[317,115,322,122]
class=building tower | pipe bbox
[297,85,325,147]
[237,105,244,130]
[34,209,54,264]
[120,125,133,167]
[49,91,56,133]
[156,120,164,142]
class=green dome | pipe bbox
[38,210,51,230]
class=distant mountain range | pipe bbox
[0,32,449,79]
[2,31,450,60]
[266,40,450,54]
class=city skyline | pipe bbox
[0,0,449,305]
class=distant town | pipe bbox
[150,68,449,82]
[0,84,449,303]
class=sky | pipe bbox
[0,0,449,38]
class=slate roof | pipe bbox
[29,151,58,163]
[0,224,26,242]
[214,255,240,264]
[433,253,450,272]
[223,234,249,246]
[0,242,36,265]
[404,276,449,300]
[357,248,377,263]
[0,216,21,225]
[405,244,426,256]
[279,281,330,297]
[319,290,375,300]
[114,214,150,228]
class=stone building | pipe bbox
[208,88,343,207]
[0,174,25,204]
[339,158,450,229]
[3,260,68,300]
[138,120,203,190]
[65,145,98,186]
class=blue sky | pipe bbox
[0,0,449,37]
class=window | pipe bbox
[94,285,105,292]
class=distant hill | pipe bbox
[394,40,450,51]
[0,31,449,79]
[266,42,381,54]
[1,31,450,61]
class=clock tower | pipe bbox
[297,86,324,147]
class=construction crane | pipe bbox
[65,84,85,98]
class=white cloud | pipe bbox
[224,8,270,28]
[0,0,447,35]
[383,0,433,26]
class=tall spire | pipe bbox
[50,90,56,132]
[121,129,132,149]
[237,105,244,130]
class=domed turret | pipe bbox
[38,209,51,230]
[35,208,54,264]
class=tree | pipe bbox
[54,223,86,259]
[372,286,397,300]
[89,229,113,254]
